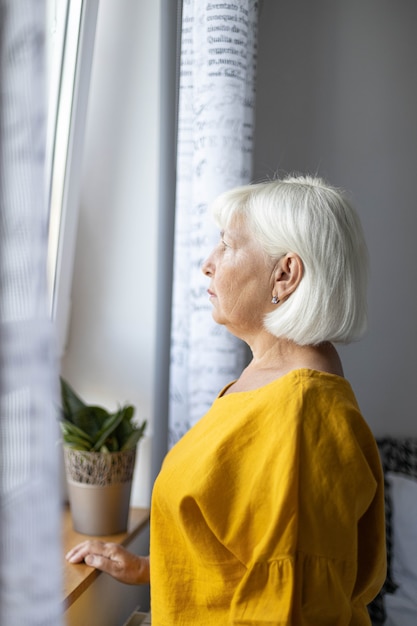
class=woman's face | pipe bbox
[202,215,276,337]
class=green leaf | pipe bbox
[60,378,86,421]
[60,420,92,450]
[92,410,125,451]
[114,406,135,440]
[120,430,141,451]
[60,422,92,450]
[71,405,110,440]
[121,405,135,422]
[63,438,92,451]
[60,419,94,443]
[120,420,147,451]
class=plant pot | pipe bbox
[63,446,137,536]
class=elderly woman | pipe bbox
[67,175,386,625]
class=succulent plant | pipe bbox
[60,377,146,452]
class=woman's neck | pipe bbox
[224,338,344,395]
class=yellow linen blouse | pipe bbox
[150,369,386,625]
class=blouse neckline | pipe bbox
[217,368,348,399]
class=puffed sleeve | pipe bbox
[220,389,386,624]
[224,429,386,625]
[230,555,369,625]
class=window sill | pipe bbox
[62,504,150,610]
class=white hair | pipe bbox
[210,175,369,345]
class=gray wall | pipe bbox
[254,0,417,435]
[61,0,162,507]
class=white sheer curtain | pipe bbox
[0,0,63,623]
[169,0,259,445]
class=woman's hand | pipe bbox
[65,541,150,585]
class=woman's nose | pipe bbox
[201,252,214,276]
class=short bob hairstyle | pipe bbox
[210,175,369,346]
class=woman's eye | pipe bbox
[221,239,229,250]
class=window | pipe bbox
[45,0,98,354]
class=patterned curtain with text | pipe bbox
[169,0,259,445]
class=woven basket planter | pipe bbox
[63,447,137,536]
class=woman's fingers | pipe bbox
[65,541,150,585]
[65,540,108,563]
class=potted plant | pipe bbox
[60,377,147,536]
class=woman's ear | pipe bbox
[274,253,303,300]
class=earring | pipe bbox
[271,295,279,304]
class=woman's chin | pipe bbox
[211,310,225,326]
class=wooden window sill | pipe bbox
[62,505,150,610]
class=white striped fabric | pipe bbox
[0,0,63,623]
